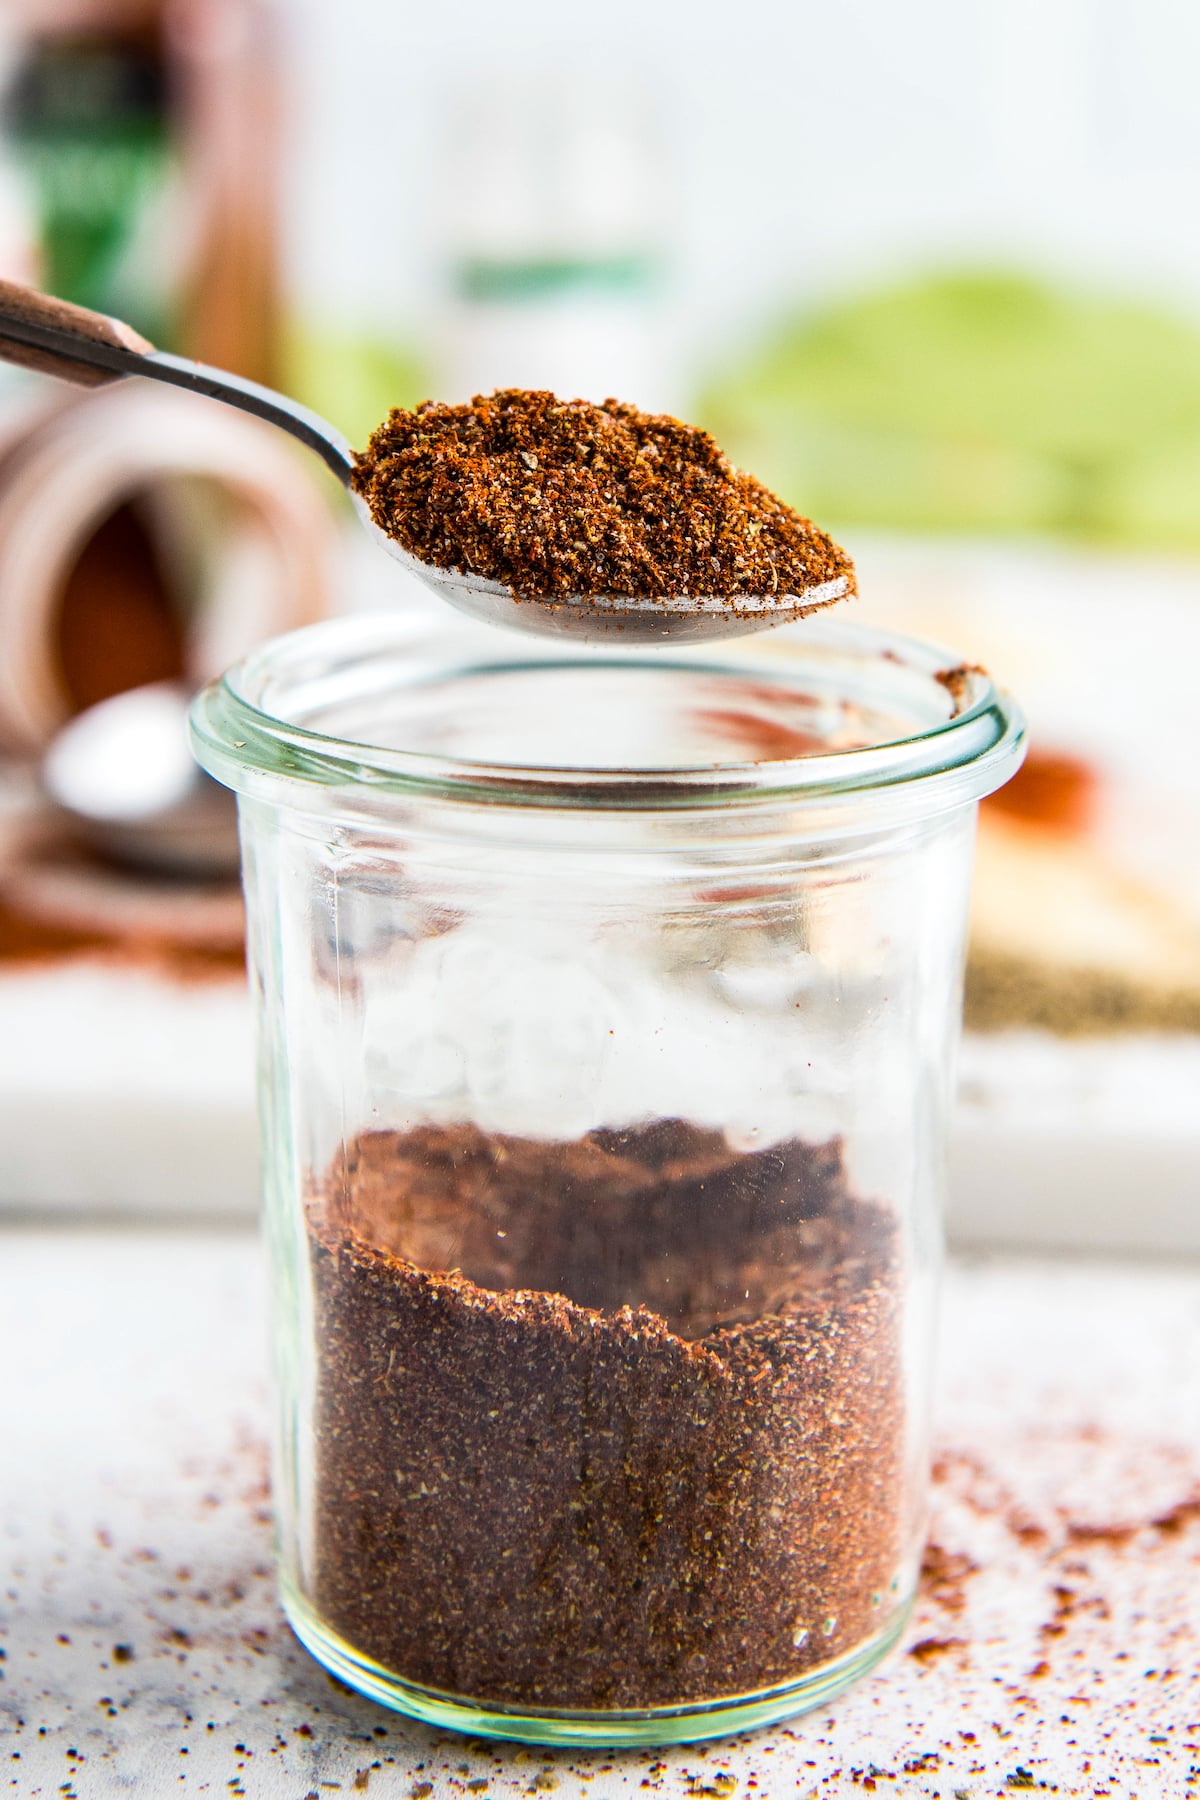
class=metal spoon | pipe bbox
[0,280,849,644]
[42,681,241,878]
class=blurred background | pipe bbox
[0,0,1198,1247]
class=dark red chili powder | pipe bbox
[352,390,856,605]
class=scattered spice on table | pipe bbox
[352,390,856,606]
[305,1119,904,1711]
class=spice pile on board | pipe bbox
[306,1119,904,1711]
[352,389,856,605]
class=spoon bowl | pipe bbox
[43,682,241,878]
[0,278,849,646]
[363,500,850,642]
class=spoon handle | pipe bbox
[0,280,155,383]
[0,279,355,484]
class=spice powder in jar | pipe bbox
[306,1119,903,1710]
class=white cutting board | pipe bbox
[3,954,1198,1255]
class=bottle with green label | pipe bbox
[1,0,281,384]
[436,73,678,415]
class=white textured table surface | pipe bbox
[2,1230,1199,1800]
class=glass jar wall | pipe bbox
[191,614,1023,1745]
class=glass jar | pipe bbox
[191,613,1023,1746]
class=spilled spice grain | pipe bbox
[305,1120,905,1711]
[918,1541,979,1614]
[934,663,987,715]
[352,390,856,606]
[907,1636,967,1664]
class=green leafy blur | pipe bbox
[701,271,1200,549]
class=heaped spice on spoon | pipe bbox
[352,389,856,605]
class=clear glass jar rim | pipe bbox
[189,613,1025,815]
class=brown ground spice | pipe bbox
[306,1119,904,1712]
[984,747,1097,834]
[0,890,244,977]
[352,390,856,604]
